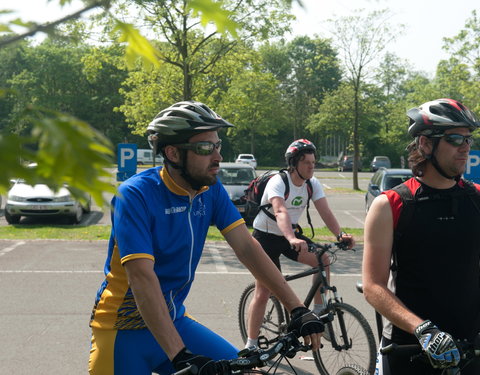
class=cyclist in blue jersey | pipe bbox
[363,98,480,374]
[88,101,325,375]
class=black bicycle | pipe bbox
[237,242,377,375]
[172,331,314,375]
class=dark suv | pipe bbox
[338,155,362,172]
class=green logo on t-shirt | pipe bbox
[291,196,303,206]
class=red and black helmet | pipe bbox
[285,139,316,167]
[407,98,480,137]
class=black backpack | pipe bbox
[390,177,480,271]
[243,169,314,237]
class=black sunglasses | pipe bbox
[430,134,474,147]
[175,140,222,155]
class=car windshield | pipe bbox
[218,168,255,185]
[240,155,253,160]
[384,175,411,190]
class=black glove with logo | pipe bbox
[414,320,460,369]
[287,306,325,337]
[172,347,218,375]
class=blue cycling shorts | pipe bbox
[88,313,239,375]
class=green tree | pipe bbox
[219,69,287,160]
[329,8,402,190]
[111,0,293,100]
[0,0,249,202]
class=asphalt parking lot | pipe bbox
[0,170,374,374]
[0,239,373,375]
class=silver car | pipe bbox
[218,162,256,222]
[5,180,91,225]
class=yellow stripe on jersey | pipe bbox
[221,218,245,235]
[161,167,208,195]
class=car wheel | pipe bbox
[82,197,92,213]
[5,211,21,225]
[70,205,84,224]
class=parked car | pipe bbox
[4,179,91,225]
[235,154,257,169]
[338,155,362,172]
[370,156,391,172]
[137,149,163,165]
[218,162,256,223]
[365,168,413,212]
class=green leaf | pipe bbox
[113,20,161,70]
[187,0,238,37]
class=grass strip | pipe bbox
[0,224,364,242]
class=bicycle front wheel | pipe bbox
[238,282,286,344]
[335,364,370,375]
[313,302,376,375]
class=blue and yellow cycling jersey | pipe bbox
[90,166,244,330]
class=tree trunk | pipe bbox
[352,75,361,191]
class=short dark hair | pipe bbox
[287,150,315,173]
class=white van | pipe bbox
[137,149,164,165]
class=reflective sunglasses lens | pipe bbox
[444,134,473,147]
[196,142,215,155]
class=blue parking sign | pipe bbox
[117,144,137,181]
[464,150,480,184]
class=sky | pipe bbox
[290,0,479,75]
[3,0,479,75]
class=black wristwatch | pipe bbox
[337,231,347,241]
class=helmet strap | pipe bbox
[295,167,308,181]
[428,139,460,181]
[177,149,205,191]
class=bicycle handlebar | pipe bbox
[172,312,335,375]
[307,241,351,254]
[172,332,307,375]
[380,333,480,369]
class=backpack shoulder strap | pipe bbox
[386,177,420,271]
[304,178,314,238]
[260,170,289,221]
[279,170,290,200]
[459,178,480,215]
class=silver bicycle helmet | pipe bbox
[407,98,480,137]
[147,101,234,149]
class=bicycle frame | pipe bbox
[283,244,354,352]
[283,244,342,309]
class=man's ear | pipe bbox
[164,145,180,163]
[418,135,433,156]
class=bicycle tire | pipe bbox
[335,363,370,375]
[238,282,286,344]
[313,302,376,375]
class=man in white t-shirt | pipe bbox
[245,139,355,349]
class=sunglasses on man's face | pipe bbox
[430,134,474,147]
[175,140,222,155]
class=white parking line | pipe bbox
[0,241,26,257]
[0,270,360,276]
[344,210,365,225]
[322,183,332,189]
[207,245,228,273]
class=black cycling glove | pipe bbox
[414,320,460,369]
[287,306,324,337]
[172,347,218,375]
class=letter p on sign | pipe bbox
[464,151,480,183]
